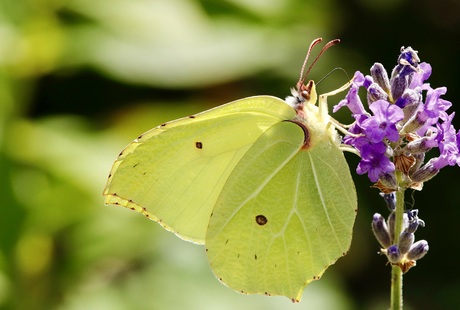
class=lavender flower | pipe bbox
[333,71,368,115]
[363,100,404,143]
[334,46,457,274]
[373,205,428,272]
[356,151,395,183]
[335,46,459,189]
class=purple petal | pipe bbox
[356,152,395,182]
[333,72,367,115]
[409,62,432,89]
[362,100,403,143]
[432,113,460,169]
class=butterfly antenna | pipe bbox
[316,67,349,86]
[298,38,323,85]
[298,38,341,87]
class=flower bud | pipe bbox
[390,75,409,102]
[380,192,396,211]
[397,88,422,109]
[405,135,437,154]
[367,83,389,103]
[393,46,420,78]
[401,108,430,135]
[386,245,401,264]
[370,63,391,93]
[398,231,414,254]
[378,173,398,191]
[390,47,420,101]
[399,89,423,127]
[408,153,425,175]
[372,213,391,248]
[407,240,429,260]
[410,159,440,183]
[406,209,425,233]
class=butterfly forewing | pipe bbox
[103,96,296,243]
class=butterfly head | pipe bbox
[285,38,338,112]
[285,80,318,110]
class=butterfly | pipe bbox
[103,38,357,302]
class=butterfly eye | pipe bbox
[301,90,310,100]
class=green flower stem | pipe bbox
[390,187,406,310]
[391,259,403,309]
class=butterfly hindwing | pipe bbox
[206,120,356,301]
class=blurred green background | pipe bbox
[1,0,459,309]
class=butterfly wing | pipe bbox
[205,120,357,302]
[103,96,296,243]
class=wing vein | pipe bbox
[308,152,342,252]
[217,142,300,236]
